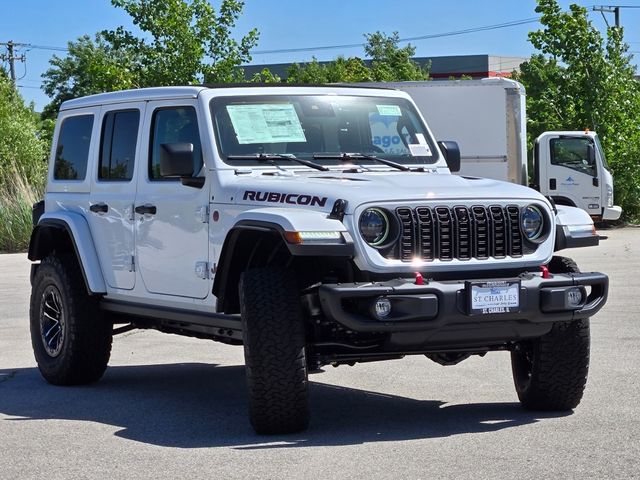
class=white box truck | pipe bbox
[369,78,622,221]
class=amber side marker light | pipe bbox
[284,231,343,244]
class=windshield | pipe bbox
[210,94,439,167]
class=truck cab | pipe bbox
[535,131,621,221]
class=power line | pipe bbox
[250,17,540,55]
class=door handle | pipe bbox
[593,177,599,187]
[135,204,157,215]
[89,203,109,213]
[549,178,556,190]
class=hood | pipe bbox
[230,170,547,214]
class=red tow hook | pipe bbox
[415,272,424,285]
[540,265,551,279]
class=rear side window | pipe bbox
[149,107,202,180]
[99,110,140,181]
[54,115,94,180]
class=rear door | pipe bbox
[88,103,144,290]
[134,101,211,299]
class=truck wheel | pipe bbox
[30,254,112,385]
[240,267,309,434]
[511,255,589,410]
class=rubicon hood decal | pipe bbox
[243,190,328,207]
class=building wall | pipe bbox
[242,54,528,80]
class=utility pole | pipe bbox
[592,5,640,28]
[0,40,27,83]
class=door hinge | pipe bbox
[129,255,136,272]
[197,205,209,223]
[195,261,209,279]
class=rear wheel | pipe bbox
[240,267,309,434]
[30,254,112,385]
[511,255,590,410]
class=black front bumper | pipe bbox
[317,271,608,349]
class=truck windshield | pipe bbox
[594,135,610,170]
[210,95,439,168]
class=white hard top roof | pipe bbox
[59,84,409,110]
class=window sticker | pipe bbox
[376,104,402,116]
[409,144,432,156]
[226,104,306,144]
[415,133,428,145]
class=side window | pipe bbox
[550,138,596,176]
[54,115,94,180]
[149,107,202,180]
[99,110,140,181]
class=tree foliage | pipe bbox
[0,73,48,188]
[42,34,137,119]
[286,32,429,84]
[515,0,640,219]
[42,0,258,117]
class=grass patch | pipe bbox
[0,171,43,253]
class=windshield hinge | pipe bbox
[195,261,209,279]
[197,205,209,223]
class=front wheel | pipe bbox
[511,255,590,410]
[240,267,309,434]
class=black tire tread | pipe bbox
[30,254,112,385]
[512,255,589,410]
[240,267,309,435]
[514,319,590,410]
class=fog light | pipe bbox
[372,297,392,320]
[566,287,585,308]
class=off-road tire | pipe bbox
[511,255,589,410]
[548,255,580,274]
[240,267,309,434]
[30,254,112,385]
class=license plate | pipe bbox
[468,280,520,315]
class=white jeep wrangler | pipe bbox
[29,85,608,434]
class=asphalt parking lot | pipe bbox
[1,227,638,480]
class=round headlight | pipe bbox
[359,208,390,247]
[521,205,544,241]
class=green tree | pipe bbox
[515,0,640,219]
[42,33,137,119]
[285,32,428,84]
[364,31,429,81]
[0,73,48,187]
[42,0,258,117]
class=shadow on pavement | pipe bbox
[0,363,569,448]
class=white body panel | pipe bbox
[134,99,211,299]
[87,101,146,290]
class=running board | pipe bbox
[101,300,242,340]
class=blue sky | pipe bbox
[2,0,640,111]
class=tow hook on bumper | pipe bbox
[318,272,608,333]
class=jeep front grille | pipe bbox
[393,205,523,262]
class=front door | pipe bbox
[134,101,210,299]
[88,103,145,290]
[544,136,601,215]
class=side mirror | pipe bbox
[437,140,461,172]
[160,143,194,177]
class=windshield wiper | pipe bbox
[313,153,411,172]
[226,153,329,172]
